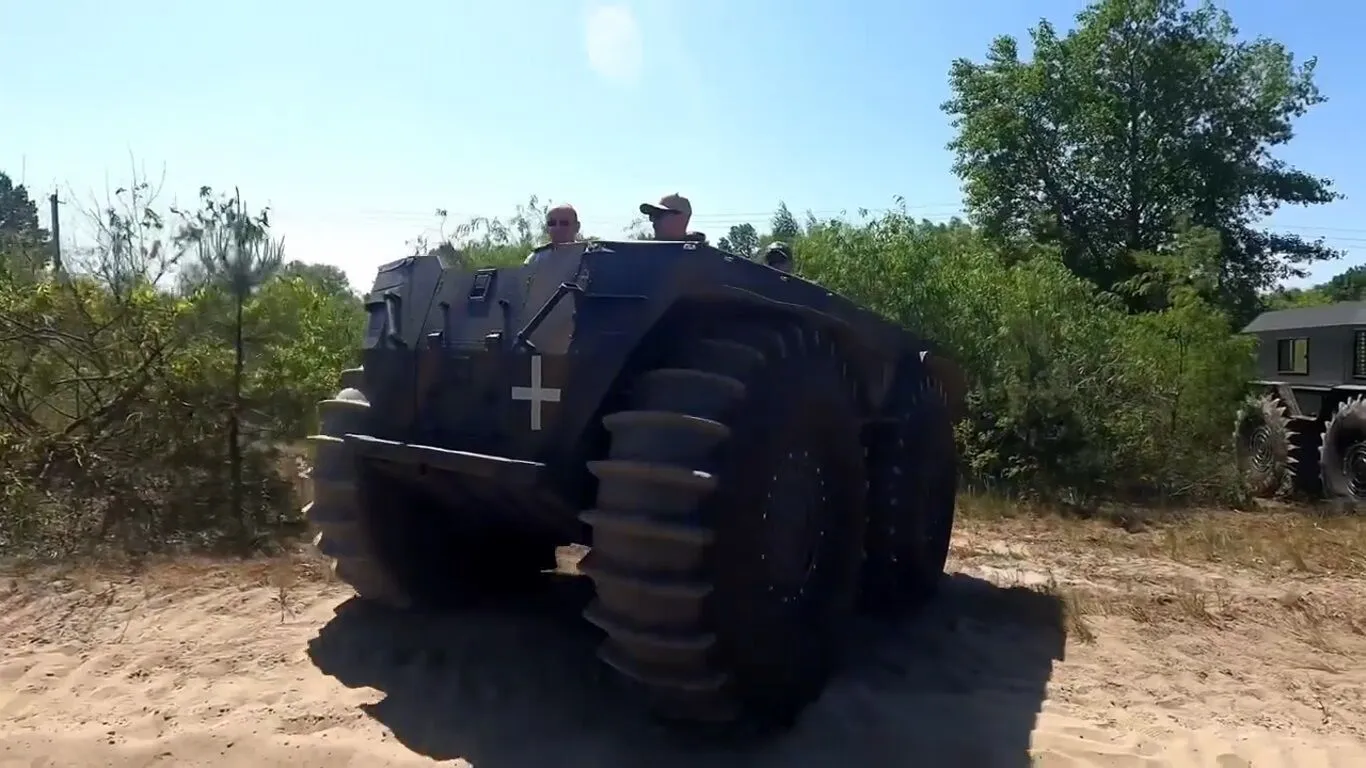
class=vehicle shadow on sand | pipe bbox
[307,573,1066,768]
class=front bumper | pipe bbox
[345,433,545,487]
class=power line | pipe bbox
[306,216,1366,251]
[294,202,968,225]
[281,202,1366,240]
[50,193,1366,252]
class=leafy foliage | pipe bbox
[943,0,1340,324]
[0,179,363,556]
[1268,265,1366,308]
[795,212,1251,501]
[717,223,760,257]
[771,203,801,241]
[0,173,51,279]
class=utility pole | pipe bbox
[49,190,77,419]
[49,191,63,276]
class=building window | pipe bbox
[1355,331,1366,378]
[1276,337,1309,375]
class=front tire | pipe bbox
[1234,394,1292,498]
[580,323,867,727]
[307,379,414,609]
[307,369,556,610]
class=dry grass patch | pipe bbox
[955,494,1366,655]
[1273,585,1366,653]
[1047,577,1098,644]
[0,543,333,606]
[0,546,338,646]
[1022,573,1364,655]
[1101,577,1238,629]
[956,492,1366,576]
[1137,511,1366,575]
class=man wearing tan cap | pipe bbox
[639,193,705,242]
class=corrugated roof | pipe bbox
[1242,302,1366,333]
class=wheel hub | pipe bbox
[1245,424,1275,473]
[761,448,826,603]
[1342,442,1366,499]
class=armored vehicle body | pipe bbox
[1236,301,1366,500]
[307,239,966,726]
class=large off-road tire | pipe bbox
[859,353,958,615]
[580,324,868,727]
[1318,397,1366,504]
[306,372,414,609]
[306,368,555,610]
[1233,394,1293,498]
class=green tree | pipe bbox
[717,223,760,257]
[1320,265,1366,302]
[244,271,364,438]
[280,260,355,298]
[944,0,1340,320]
[771,202,801,241]
[1264,287,1331,309]
[176,188,284,539]
[1265,265,1366,308]
[0,173,50,277]
[797,211,1251,499]
[1,164,374,554]
[0,173,44,238]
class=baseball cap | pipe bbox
[640,193,692,218]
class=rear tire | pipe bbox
[580,323,867,727]
[859,353,958,614]
[1319,396,1366,504]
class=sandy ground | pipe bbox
[3,508,1366,767]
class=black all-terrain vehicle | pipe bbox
[1236,302,1366,501]
[306,239,967,727]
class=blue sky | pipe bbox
[3,0,1364,291]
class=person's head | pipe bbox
[762,241,794,273]
[640,193,691,240]
[545,203,581,245]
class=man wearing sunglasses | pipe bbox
[524,203,582,266]
[639,193,706,242]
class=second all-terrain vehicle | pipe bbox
[306,238,967,727]
[1236,301,1366,502]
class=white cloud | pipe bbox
[583,3,643,86]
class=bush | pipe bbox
[798,211,1254,502]
[0,182,364,557]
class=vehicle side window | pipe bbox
[1276,337,1309,375]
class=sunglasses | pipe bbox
[648,210,681,222]
[546,219,576,227]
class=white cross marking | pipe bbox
[511,354,561,431]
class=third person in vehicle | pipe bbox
[761,241,794,273]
